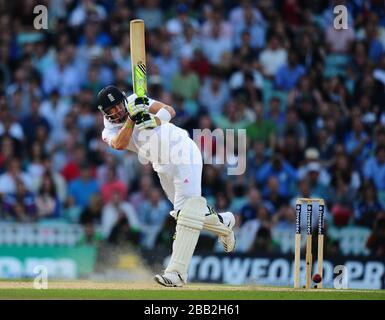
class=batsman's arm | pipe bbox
[149,101,176,123]
[110,119,135,150]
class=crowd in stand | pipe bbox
[1,0,385,257]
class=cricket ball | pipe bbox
[312,273,322,283]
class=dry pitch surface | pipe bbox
[0,280,384,299]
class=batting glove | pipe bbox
[126,95,149,120]
[135,112,158,130]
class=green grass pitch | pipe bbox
[1,289,385,300]
[0,281,384,300]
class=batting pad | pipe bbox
[169,209,231,236]
[203,213,232,237]
[165,197,206,281]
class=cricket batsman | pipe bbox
[97,85,236,287]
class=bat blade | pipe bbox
[130,19,147,98]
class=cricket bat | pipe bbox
[130,19,147,98]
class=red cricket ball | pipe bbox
[312,273,322,283]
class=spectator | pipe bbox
[166,3,199,36]
[265,96,285,129]
[358,94,377,129]
[68,163,99,209]
[233,7,265,50]
[315,128,337,164]
[256,152,297,197]
[42,49,81,96]
[232,31,259,69]
[275,50,305,91]
[259,35,288,78]
[77,19,111,61]
[374,126,385,150]
[61,144,90,182]
[329,153,361,191]
[344,117,372,164]
[0,158,34,194]
[111,32,132,80]
[154,215,176,251]
[277,108,307,149]
[280,131,304,168]
[2,178,36,222]
[36,172,61,219]
[366,212,385,257]
[350,42,368,79]
[198,69,229,117]
[201,17,233,66]
[0,108,25,141]
[39,158,67,204]
[171,58,200,101]
[69,0,107,27]
[0,136,18,172]
[202,7,233,40]
[76,91,96,132]
[246,206,275,253]
[298,148,330,186]
[39,90,70,144]
[363,146,385,207]
[262,176,288,212]
[27,141,47,189]
[213,98,253,130]
[20,97,50,145]
[154,42,179,92]
[287,75,323,110]
[101,190,140,244]
[129,174,154,212]
[296,97,319,146]
[189,48,210,81]
[174,23,201,60]
[214,192,231,213]
[296,33,323,70]
[272,204,296,230]
[79,195,103,244]
[5,68,33,116]
[330,177,355,227]
[137,188,170,248]
[100,167,127,204]
[201,165,224,200]
[239,188,263,225]
[229,67,263,105]
[324,18,355,54]
[364,21,384,63]
[282,0,301,28]
[305,161,331,203]
[355,181,384,228]
[229,177,248,213]
[246,103,276,147]
[248,141,269,180]
[229,0,265,28]
[96,153,130,187]
[83,64,104,98]
[135,0,164,30]
[293,178,320,203]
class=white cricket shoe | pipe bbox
[218,211,236,253]
[154,272,186,287]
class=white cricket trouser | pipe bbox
[157,140,203,210]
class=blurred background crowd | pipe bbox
[1,0,385,257]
